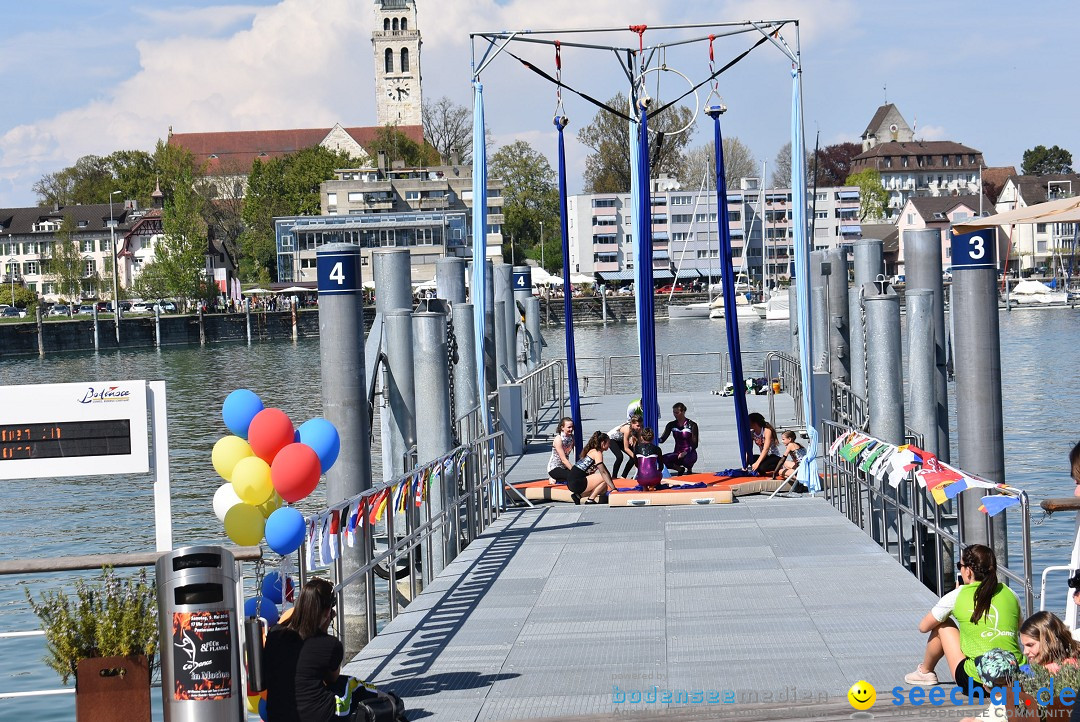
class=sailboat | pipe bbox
[668,160,719,320]
[752,291,791,320]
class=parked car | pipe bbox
[1,306,21,318]
[47,305,72,317]
[153,301,177,313]
[128,302,152,315]
[890,274,906,285]
[942,267,953,281]
[656,284,686,294]
[77,304,95,315]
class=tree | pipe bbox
[770,142,815,187]
[489,140,560,264]
[32,151,161,208]
[147,168,210,308]
[677,138,757,190]
[1021,145,1074,176]
[366,125,440,169]
[845,168,889,221]
[811,142,862,188]
[578,92,696,193]
[423,96,473,164]
[48,216,85,302]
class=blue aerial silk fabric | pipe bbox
[632,102,659,434]
[555,117,583,454]
[710,110,753,466]
[790,68,820,492]
[471,81,490,433]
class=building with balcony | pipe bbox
[895,194,993,274]
[994,173,1080,274]
[566,179,861,286]
[274,162,505,284]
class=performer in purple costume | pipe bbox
[633,428,665,488]
[659,402,699,475]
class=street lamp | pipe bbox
[7,257,15,307]
[109,190,121,342]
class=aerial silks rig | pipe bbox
[469,20,819,489]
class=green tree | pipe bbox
[33,151,162,208]
[367,125,440,169]
[1021,145,1074,176]
[8,284,40,312]
[145,168,209,308]
[578,92,696,193]
[845,168,889,221]
[48,216,85,302]
[489,140,560,264]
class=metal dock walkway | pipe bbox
[343,496,948,720]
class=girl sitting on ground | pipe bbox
[606,415,643,479]
[905,544,1026,694]
[773,430,805,480]
[547,417,576,484]
[659,403,699,475]
[1019,611,1080,675]
[747,412,783,475]
[567,431,616,505]
[633,428,665,490]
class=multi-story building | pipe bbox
[851,104,985,220]
[994,174,1080,274]
[373,0,423,127]
[566,179,860,286]
[275,162,504,283]
[894,194,993,275]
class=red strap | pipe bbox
[554,40,561,70]
[629,24,647,51]
[708,34,715,62]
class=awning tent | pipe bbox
[953,195,1080,233]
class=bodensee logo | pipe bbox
[79,386,131,404]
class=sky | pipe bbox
[2,0,1079,208]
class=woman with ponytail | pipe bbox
[566,431,616,505]
[905,544,1026,692]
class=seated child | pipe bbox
[774,430,806,481]
[633,428,665,489]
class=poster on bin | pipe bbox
[172,610,233,700]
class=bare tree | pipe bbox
[422,96,473,164]
[678,138,757,190]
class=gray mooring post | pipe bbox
[513,266,532,376]
[198,306,206,346]
[824,247,850,385]
[452,302,480,441]
[905,229,951,462]
[92,306,100,350]
[36,305,44,357]
[907,290,936,451]
[154,306,161,348]
[436,257,466,304]
[864,282,905,444]
[316,243,372,655]
[493,300,508,385]
[849,287,865,402]
[483,260,496,396]
[853,238,885,289]
[811,286,828,372]
[951,228,1005,554]
[290,303,297,342]
[494,263,515,381]
[373,248,413,312]
[524,297,542,369]
[383,309,416,480]
[245,298,252,344]
[413,310,454,574]
[788,284,799,359]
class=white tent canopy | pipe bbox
[275,286,311,293]
[242,287,273,295]
[954,195,1080,233]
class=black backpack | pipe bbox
[354,690,407,722]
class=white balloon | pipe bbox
[213,483,243,522]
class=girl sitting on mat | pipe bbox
[607,415,643,479]
[633,428,665,489]
[774,430,805,480]
[567,431,617,505]
[659,403,699,475]
[547,417,576,484]
[747,412,783,475]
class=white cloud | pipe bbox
[917,125,947,141]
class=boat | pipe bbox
[1007,279,1070,307]
[752,292,790,321]
[667,301,712,319]
[708,294,758,320]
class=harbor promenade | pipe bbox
[342,394,972,720]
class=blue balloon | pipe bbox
[264,507,306,556]
[298,418,340,473]
[258,697,267,721]
[261,571,294,605]
[244,596,279,627]
[222,389,264,439]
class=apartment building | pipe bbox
[566,179,861,286]
[994,174,1080,274]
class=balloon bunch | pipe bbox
[212,389,341,556]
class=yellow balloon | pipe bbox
[212,435,253,481]
[246,694,260,713]
[224,503,265,546]
[259,491,283,519]
[231,456,274,506]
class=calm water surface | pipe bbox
[0,309,1077,719]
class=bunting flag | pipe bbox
[944,478,969,500]
[305,518,318,569]
[413,472,424,508]
[327,509,342,562]
[374,489,391,523]
[397,479,409,514]
[368,488,389,525]
[979,495,1020,517]
[859,443,887,473]
[345,500,361,547]
[318,513,333,565]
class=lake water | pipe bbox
[0,308,1077,719]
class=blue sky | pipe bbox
[2,0,1078,207]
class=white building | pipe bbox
[994,174,1080,274]
[373,0,423,127]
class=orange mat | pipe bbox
[510,472,787,506]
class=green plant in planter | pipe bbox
[1016,661,1080,716]
[25,567,159,684]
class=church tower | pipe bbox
[373,0,422,127]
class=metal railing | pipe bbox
[766,351,803,428]
[302,430,506,643]
[830,378,868,430]
[0,546,262,702]
[517,360,565,442]
[819,420,1034,615]
[566,350,791,396]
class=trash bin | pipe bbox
[156,545,243,722]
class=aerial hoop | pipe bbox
[633,64,698,136]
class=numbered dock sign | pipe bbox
[950,228,997,270]
[317,246,362,295]
[513,268,532,291]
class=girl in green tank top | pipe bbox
[904,544,1026,691]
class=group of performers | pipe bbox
[546,402,808,503]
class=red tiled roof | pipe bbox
[168,125,425,173]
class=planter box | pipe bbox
[1007,691,1074,720]
[75,655,151,722]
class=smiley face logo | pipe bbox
[847,680,876,710]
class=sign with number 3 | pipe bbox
[950,229,997,270]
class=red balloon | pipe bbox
[248,408,294,463]
[271,443,322,503]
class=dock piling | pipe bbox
[245,298,251,344]
[825,247,850,385]
[36,304,44,357]
[435,257,466,304]
[452,302,480,440]
[154,306,161,348]
[524,297,542,369]
[494,263,515,382]
[92,306,99,350]
[383,309,416,480]
[905,229,951,462]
